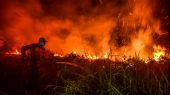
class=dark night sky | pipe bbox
[0,0,170,31]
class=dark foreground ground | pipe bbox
[0,54,170,95]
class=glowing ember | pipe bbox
[73,51,77,54]
[5,49,21,55]
[54,53,63,57]
[4,47,168,63]
[103,53,109,59]
[86,55,99,60]
[153,45,166,61]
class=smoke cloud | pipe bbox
[0,0,169,57]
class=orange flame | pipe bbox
[4,47,168,63]
[5,49,21,55]
[2,0,169,63]
[153,45,166,61]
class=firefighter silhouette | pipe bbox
[21,37,47,89]
[21,37,47,60]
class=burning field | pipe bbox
[0,0,170,95]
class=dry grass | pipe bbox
[0,54,170,95]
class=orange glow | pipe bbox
[103,52,109,59]
[4,47,168,62]
[53,53,63,57]
[153,45,166,61]
[5,49,21,55]
[1,0,168,62]
[86,55,99,60]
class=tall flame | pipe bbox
[153,45,166,61]
[1,0,168,61]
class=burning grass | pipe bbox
[0,53,170,95]
[0,0,170,94]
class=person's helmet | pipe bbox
[38,37,47,47]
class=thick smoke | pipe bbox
[0,0,167,57]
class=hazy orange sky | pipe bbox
[0,0,170,57]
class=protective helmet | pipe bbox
[38,37,47,47]
[39,37,47,42]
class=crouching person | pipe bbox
[21,37,47,90]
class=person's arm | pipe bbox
[21,45,31,57]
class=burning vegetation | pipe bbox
[0,0,169,59]
[0,0,170,95]
[153,45,166,61]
